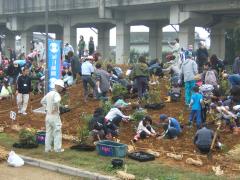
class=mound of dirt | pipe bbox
[227,144,240,161]
[0,146,8,161]
[0,70,239,176]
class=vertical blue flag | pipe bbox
[48,39,61,91]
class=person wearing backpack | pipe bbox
[130,56,149,100]
[202,62,218,87]
[88,108,106,141]
[179,50,198,105]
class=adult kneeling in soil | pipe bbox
[104,99,130,138]
[158,114,182,140]
[41,79,65,153]
[88,108,106,141]
[194,125,218,154]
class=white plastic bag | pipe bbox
[7,151,24,167]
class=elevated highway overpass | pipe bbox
[0,0,239,62]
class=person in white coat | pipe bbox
[41,79,65,153]
[133,116,156,142]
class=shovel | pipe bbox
[208,122,221,160]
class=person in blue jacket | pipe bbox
[158,114,182,139]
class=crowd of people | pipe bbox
[0,34,240,154]
[86,40,240,155]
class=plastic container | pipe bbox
[96,140,127,158]
[36,131,46,144]
[112,158,124,168]
[128,151,155,162]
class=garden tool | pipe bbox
[208,122,221,160]
[130,140,136,151]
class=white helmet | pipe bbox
[54,79,64,88]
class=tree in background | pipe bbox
[225,28,240,65]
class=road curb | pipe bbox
[20,155,119,180]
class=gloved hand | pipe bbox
[97,87,101,94]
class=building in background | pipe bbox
[110,31,206,62]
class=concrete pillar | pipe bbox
[210,28,225,60]
[97,25,110,60]
[149,23,163,61]
[21,31,33,54]
[5,33,16,50]
[116,21,130,64]
[63,18,76,52]
[55,31,63,41]
[179,24,195,50]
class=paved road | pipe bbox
[0,163,82,180]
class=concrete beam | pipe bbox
[21,30,33,54]
[170,5,212,26]
[0,0,98,14]
[63,17,77,52]
[98,0,112,19]
[55,31,63,41]
[183,0,240,12]
[6,16,23,31]
[23,16,63,31]
[149,23,163,61]
[97,25,111,60]
[179,24,195,50]
[210,27,225,60]
[116,20,130,64]
[0,17,6,24]
[125,8,169,24]
[70,13,114,27]
[5,35,15,49]
[105,0,184,7]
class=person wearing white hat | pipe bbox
[105,99,130,126]
[81,56,95,102]
[41,79,65,153]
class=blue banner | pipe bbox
[48,39,62,91]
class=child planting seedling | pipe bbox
[157,114,182,140]
[133,115,156,142]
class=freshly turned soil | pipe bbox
[0,69,240,177]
